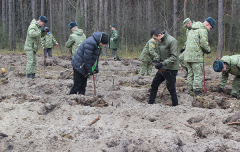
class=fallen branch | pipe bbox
[227,122,240,125]
[88,116,101,126]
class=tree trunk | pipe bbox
[110,0,114,24]
[204,0,208,18]
[136,0,142,45]
[9,0,13,51]
[50,0,53,32]
[41,0,44,15]
[2,0,6,49]
[84,0,88,34]
[75,0,80,24]
[116,0,120,26]
[184,0,187,19]
[229,0,234,54]
[217,0,223,60]
[147,0,152,33]
[62,0,66,44]
[31,0,36,19]
[173,0,178,38]
[99,0,103,31]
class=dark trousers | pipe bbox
[149,69,178,106]
[70,69,88,95]
[44,48,52,58]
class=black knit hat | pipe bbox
[100,33,109,44]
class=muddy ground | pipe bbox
[0,53,240,152]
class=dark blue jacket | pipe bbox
[71,32,103,77]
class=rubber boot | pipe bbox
[32,73,36,79]
[194,90,200,96]
[116,57,121,61]
[27,74,32,79]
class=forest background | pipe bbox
[0,0,238,59]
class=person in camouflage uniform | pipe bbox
[109,24,120,61]
[139,38,158,76]
[24,16,48,79]
[66,22,86,57]
[149,29,179,106]
[183,17,216,96]
[179,18,194,78]
[213,55,240,99]
[41,27,58,59]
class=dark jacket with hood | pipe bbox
[71,32,104,77]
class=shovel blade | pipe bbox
[204,88,207,93]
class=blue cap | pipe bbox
[39,16,48,23]
[205,17,216,28]
[68,22,78,29]
[213,60,224,72]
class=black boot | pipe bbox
[183,68,188,78]
[194,90,200,96]
[27,74,32,79]
[32,73,36,79]
[116,57,121,61]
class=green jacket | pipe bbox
[41,32,58,48]
[65,29,86,56]
[156,31,179,70]
[139,38,158,63]
[182,23,194,50]
[24,19,42,52]
[220,55,240,88]
[109,29,119,49]
[183,21,211,62]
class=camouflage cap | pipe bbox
[182,18,191,27]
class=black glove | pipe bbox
[151,60,157,63]
[85,73,91,78]
[218,88,223,93]
[155,63,163,69]
[206,51,211,54]
[180,49,185,53]
[93,69,99,74]
[41,29,45,32]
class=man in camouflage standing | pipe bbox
[213,55,240,99]
[139,38,158,76]
[179,18,193,78]
[66,22,86,57]
[24,16,48,79]
[184,17,216,96]
[41,27,58,60]
[109,24,120,61]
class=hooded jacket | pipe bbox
[65,28,86,56]
[41,32,58,48]
[184,21,211,62]
[71,32,104,77]
[220,55,240,88]
[24,19,42,52]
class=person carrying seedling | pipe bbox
[69,32,109,95]
[213,55,240,99]
[139,38,158,76]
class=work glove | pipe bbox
[93,69,99,74]
[85,73,91,78]
[110,38,113,41]
[206,51,211,54]
[180,49,185,53]
[218,88,223,93]
[41,29,45,32]
[151,60,157,63]
[155,63,163,69]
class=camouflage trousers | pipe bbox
[26,50,37,74]
[186,62,203,91]
[140,62,152,76]
[231,75,240,96]
[179,52,187,69]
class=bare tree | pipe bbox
[41,0,44,15]
[217,0,224,60]
[31,0,36,19]
[2,0,6,48]
[9,0,13,51]
[50,0,53,32]
[116,0,120,26]
[62,0,66,43]
[173,0,178,38]
[184,0,187,19]
[204,0,208,18]
[228,0,234,54]
[84,0,88,34]
[99,0,103,31]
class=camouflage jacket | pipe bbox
[24,19,42,52]
[65,29,86,56]
[41,32,58,48]
[182,22,194,50]
[156,31,179,70]
[109,29,119,49]
[139,38,158,63]
[220,55,240,88]
[183,21,211,62]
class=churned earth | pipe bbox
[0,53,240,152]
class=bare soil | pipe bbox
[0,53,240,152]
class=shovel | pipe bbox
[93,75,96,96]
[203,60,207,93]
